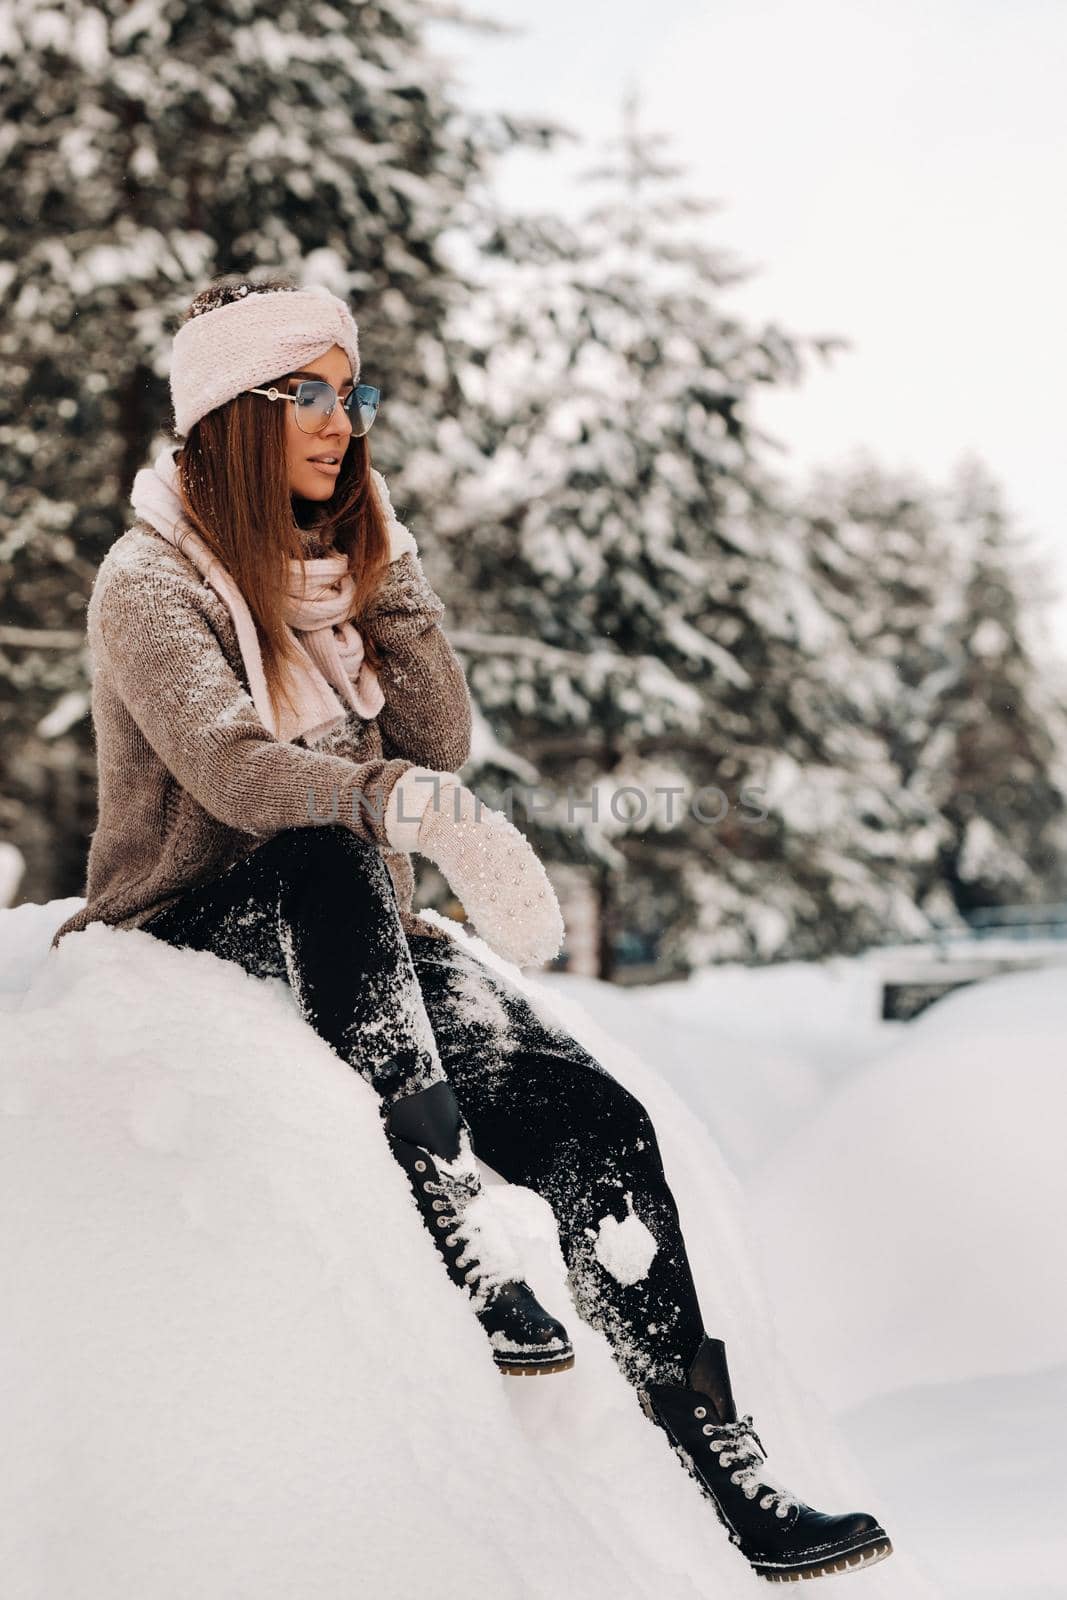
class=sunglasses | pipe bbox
[248,378,381,437]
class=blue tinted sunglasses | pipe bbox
[248,378,381,437]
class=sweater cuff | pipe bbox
[384,767,457,852]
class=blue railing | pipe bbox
[946,906,1067,944]
[875,905,1067,952]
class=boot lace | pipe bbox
[699,1412,799,1519]
[422,1145,522,1311]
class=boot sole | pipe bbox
[494,1351,576,1377]
[757,1536,894,1581]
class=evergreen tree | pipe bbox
[0,0,560,902]
[794,452,970,932]
[795,451,1067,929]
[433,90,926,973]
[935,456,1067,913]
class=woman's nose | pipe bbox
[324,402,353,441]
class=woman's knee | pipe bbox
[546,1051,656,1147]
[596,1074,656,1146]
[254,824,388,887]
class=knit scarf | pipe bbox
[129,446,385,746]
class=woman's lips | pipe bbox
[308,460,341,477]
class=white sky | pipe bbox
[428,0,1067,651]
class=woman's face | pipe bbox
[282,342,355,502]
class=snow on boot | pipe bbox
[384,1081,574,1376]
[639,1336,893,1582]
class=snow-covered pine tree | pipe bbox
[934,456,1067,913]
[793,450,1067,931]
[0,0,562,904]
[432,90,922,973]
[789,453,976,940]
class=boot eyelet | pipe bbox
[432,1200,447,1211]
[701,1424,714,1435]
[445,1234,459,1247]
[436,1217,451,1228]
[693,1406,707,1419]
[414,1160,427,1172]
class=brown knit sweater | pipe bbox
[51,519,472,950]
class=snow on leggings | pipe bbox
[141,824,707,1387]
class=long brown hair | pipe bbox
[171,274,391,732]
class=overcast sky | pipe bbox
[428,0,1067,653]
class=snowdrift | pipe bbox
[750,965,1067,1411]
[1,898,937,1600]
[536,961,880,1177]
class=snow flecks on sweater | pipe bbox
[215,693,258,728]
[53,519,470,950]
[300,709,369,757]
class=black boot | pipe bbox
[639,1336,893,1582]
[384,1081,574,1377]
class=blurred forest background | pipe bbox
[3,0,1067,981]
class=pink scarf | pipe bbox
[129,447,385,745]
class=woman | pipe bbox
[52,275,892,1583]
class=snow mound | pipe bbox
[538,963,875,1176]
[0,900,938,1599]
[751,965,1067,1411]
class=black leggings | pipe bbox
[141,824,707,1388]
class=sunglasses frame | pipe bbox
[248,378,381,437]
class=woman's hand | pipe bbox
[385,769,564,968]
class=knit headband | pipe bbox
[169,284,362,438]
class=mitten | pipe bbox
[385,768,564,968]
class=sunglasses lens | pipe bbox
[290,380,380,435]
[344,384,380,437]
[293,380,336,434]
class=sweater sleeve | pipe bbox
[360,550,472,774]
[92,561,414,844]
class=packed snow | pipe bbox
[540,954,1067,1600]
[6,892,1060,1599]
[748,966,1067,1406]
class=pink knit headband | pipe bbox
[169,284,362,438]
